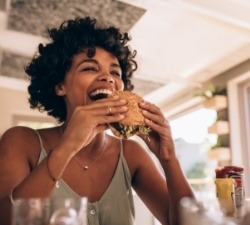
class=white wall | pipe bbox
[134,194,155,225]
[0,85,56,136]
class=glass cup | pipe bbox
[244,198,250,211]
[49,197,88,225]
[179,197,239,225]
[11,198,50,225]
[241,198,250,222]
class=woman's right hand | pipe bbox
[58,96,127,153]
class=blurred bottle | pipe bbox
[228,170,245,218]
[215,165,245,218]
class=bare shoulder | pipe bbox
[0,126,41,159]
[122,138,147,156]
[122,138,155,177]
[0,126,39,145]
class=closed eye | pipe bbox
[81,67,98,72]
[110,70,122,78]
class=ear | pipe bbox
[55,83,65,96]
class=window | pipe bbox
[228,72,250,197]
[169,107,218,200]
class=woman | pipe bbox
[0,17,194,225]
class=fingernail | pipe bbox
[119,99,127,103]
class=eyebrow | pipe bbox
[110,63,121,70]
[76,59,121,70]
[76,59,98,68]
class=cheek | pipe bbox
[116,78,124,91]
[67,81,90,105]
[68,89,85,106]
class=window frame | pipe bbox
[228,71,250,198]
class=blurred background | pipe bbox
[0,0,250,224]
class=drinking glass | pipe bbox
[49,197,88,225]
[11,198,50,225]
[241,198,250,224]
[179,197,239,225]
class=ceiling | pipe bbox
[1,0,250,109]
[128,0,250,105]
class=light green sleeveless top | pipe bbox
[36,131,135,225]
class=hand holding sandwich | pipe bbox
[0,16,195,225]
[139,101,176,162]
[108,90,176,162]
[62,89,176,162]
[109,91,193,225]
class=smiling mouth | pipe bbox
[89,89,113,101]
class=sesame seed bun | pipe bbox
[112,91,145,126]
[109,91,150,139]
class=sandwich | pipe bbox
[108,91,151,139]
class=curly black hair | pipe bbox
[25,17,137,122]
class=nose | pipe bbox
[98,74,114,84]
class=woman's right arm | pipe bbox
[0,126,73,202]
[0,126,75,225]
[0,97,128,201]
[0,97,127,224]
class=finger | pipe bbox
[91,105,128,116]
[96,114,125,124]
[139,101,161,114]
[108,106,112,115]
[145,118,172,137]
[140,102,167,126]
[96,124,109,133]
[141,109,167,126]
[158,116,167,127]
[87,98,127,109]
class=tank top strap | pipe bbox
[119,139,135,219]
[119,139,132,184]
[120,139,124,156]
[33,129,46,155]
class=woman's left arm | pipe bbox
[136,101,195,225]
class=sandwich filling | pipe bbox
[109,122,151,139]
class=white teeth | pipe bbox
[89,89,112,97]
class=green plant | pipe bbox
[186,162,207,179]
[216,116,226,122]
[210,136,228,151]
[195,84,227,99]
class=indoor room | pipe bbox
[0,0,250,225]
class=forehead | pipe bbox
[72,47,119,65]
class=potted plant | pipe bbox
[195,84,227,111]
[207,137,230,161]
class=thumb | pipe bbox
[96,124,109,133]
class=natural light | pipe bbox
[168,107,218,199]
[170,108,217,144]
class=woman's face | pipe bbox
[60,47,124,113]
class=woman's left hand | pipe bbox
[138,101,176,161]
